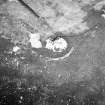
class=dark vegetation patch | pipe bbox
[0,36,13,53]
[0,78,105,105]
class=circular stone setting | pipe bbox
[45,37,68,52]
[32,34,73,59]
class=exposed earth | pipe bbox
[1,0,105,105]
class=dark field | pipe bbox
[1,0,105,105]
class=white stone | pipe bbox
[53,38,68,52]
[45,38,54,50]
[29,33,40,41]
[13,46,20,52]
[45,37,68,52]
[31,40,42,48]
[29,33,42,48]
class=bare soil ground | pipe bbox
[0,0,105,105]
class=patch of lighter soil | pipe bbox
[42,0,89,34]
[18,0,89,36]
[94,0,105,10]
